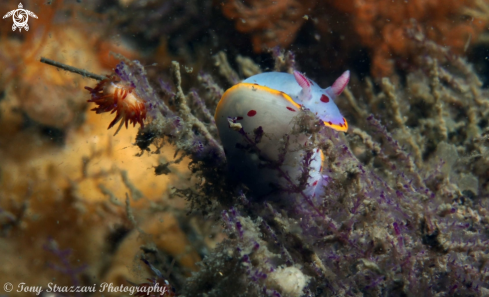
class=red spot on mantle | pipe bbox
[320,94,330,103]
[312,180,318,186]
[247,110,257,117]
[328,121,333,125]
[286,107,296,112]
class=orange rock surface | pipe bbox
[338,0,487,77]
[221,0,488,77]
[222,0,317,52]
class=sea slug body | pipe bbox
[215,70,349,199]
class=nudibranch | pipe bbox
[215,70,349,199]
[85,75,147,135]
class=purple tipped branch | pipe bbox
[43,238,87,297]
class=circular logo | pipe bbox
[13,9,28,27]
[4,282,13,292]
